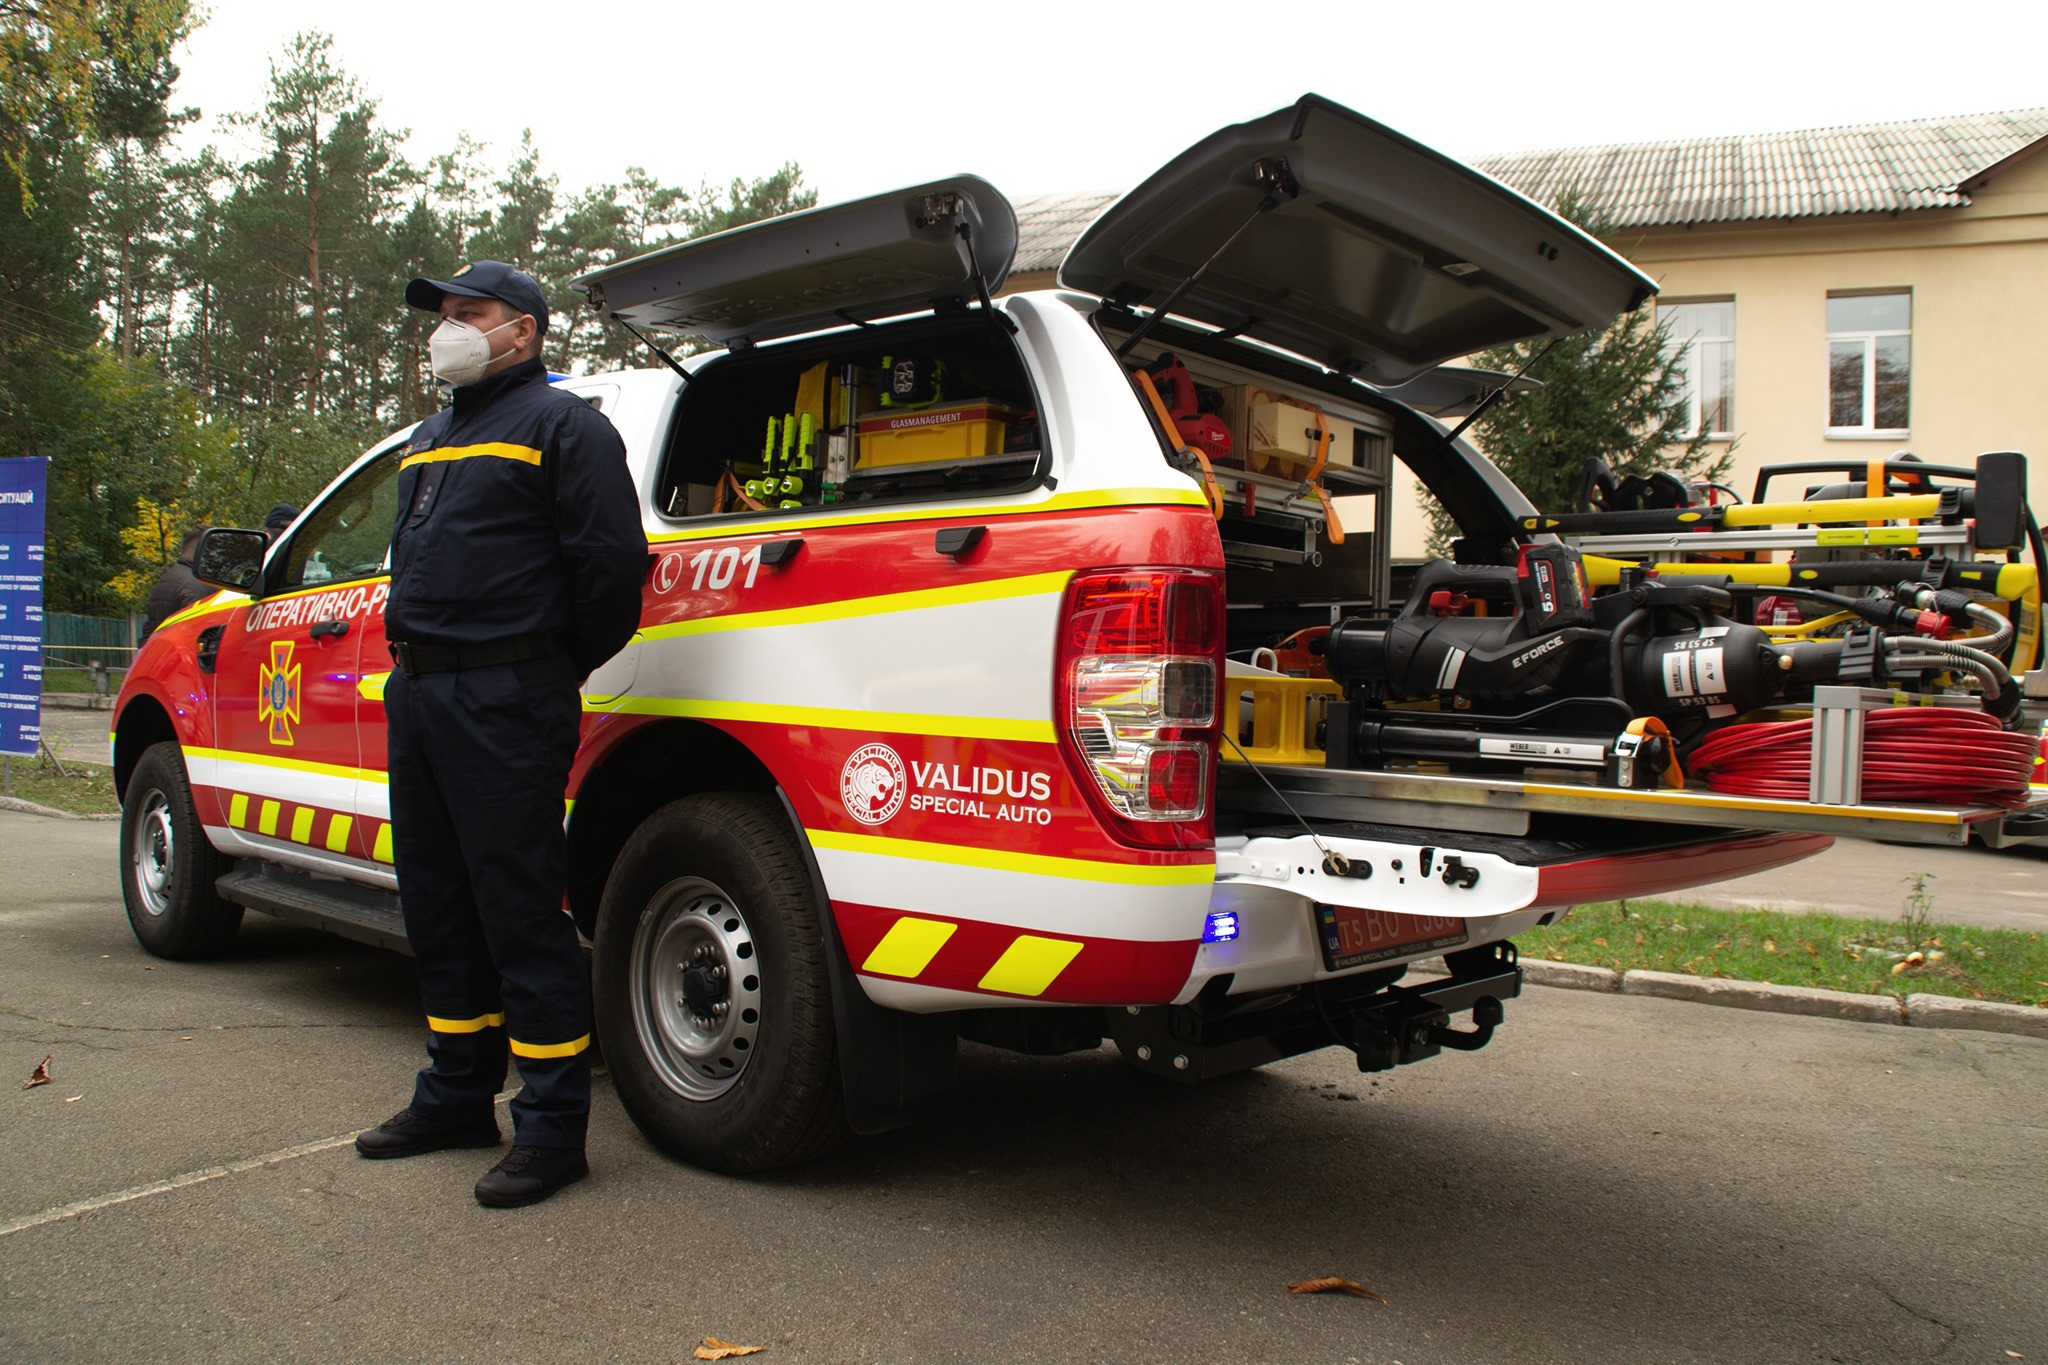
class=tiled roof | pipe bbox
[1471,108,2048,227]
[1010,190,1120,273]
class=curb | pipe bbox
[0,797,119,822]
[40,693,115,711]
[1518,956,2046,1041]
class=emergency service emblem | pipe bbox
[258,640,301,746]
[840,742,906,826]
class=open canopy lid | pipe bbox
[1060,95,1656,385]
[572,176,1017,348]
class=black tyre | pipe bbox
[120,741,242,959]
[593,792,848,1174]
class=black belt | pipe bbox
[388,633,564,677]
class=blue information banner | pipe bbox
[0,456,48,758]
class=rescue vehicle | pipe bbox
[112,96,2046,1173]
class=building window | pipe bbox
[1827,292,1910,435]
[1660,299,1735,438]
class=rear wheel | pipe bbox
[593,792,847,1173]
[120,741,242,959]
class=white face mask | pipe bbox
[428,315,521,387]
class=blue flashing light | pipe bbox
[1202,911,1239,944]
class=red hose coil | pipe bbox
[1687,709,2037,805]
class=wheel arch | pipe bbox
[565,717,777,939]
[113,694,179,799]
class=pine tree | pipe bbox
[1423,189,1727,554]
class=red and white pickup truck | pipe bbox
[113,95,2037,1172]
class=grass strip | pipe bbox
[1518,898,2048,1009]
[2,758,121,817]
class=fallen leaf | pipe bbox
[22,1055,52,1089]
[1286,1277,1387,1303]
[1764,939,1778,954]
[694,1339,765,1360]
[64,1095,82,1103]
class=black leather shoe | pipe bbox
[354,1108,501,1160]
[474,1145,589,1208]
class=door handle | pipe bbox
[310,619,350,640]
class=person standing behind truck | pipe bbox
[352,261,647,1208]
[138,525,211,643]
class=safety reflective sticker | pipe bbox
[372,824,393,864]
[290,807,315,844]
[326,815,354,853]
[427,1012,506,1034]
[228,793,249,828]
[860,917,958,978]
[258,800,281,837]
[400,441,542,470]
[509,1033,590,1059]
[358,671,388,702]
[978,935,1084,997]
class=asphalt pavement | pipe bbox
[3,808,2043,1364]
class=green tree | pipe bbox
[1423,189,1725,553]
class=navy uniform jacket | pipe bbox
[388,358,647,677]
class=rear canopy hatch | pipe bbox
[1061,94,1656,385]
[572,176,1018,349]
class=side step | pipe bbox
[215,865,411,955]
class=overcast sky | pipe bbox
[170,0,2048,205]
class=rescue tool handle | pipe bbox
[309,619,349,640]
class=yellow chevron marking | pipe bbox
[372,824,394,864]
[228,793,249,828]
[257,800,281,836]
[358,671,389,702]
[645,485,1206,545]
[154,590,238,634]
[640,570,1071,641]
[187,746,389,786]
[426,1012,506,1034]
[290,807,315,843]
[860,917,958,978]
[400,441,542,469]
[510,1033,590,1059]
[326,814,354,853]
[604,697,1055,745]
[809,829,1213,886]
[979,935,1084,997]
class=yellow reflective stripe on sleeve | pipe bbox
[427,1012,506,1034]
[509,1034,590,1059]
[325,815,353,853]
[400,441,542,469]
[979,935,1084,997]
[228,793,249,828]
[861,917,958,978]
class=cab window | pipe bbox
[274,447,403,592]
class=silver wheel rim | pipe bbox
[131,789,175,918]
[629,877,763,1101]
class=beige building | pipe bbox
[1008,109,2048,559]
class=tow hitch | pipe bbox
[1109,941,1521,1083]
[1350,941,1519,1072]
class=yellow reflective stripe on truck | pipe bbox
[645,485,1207,545]
[639,571,1071,641]
[605,697,1056,745]
[810,828,1212,886]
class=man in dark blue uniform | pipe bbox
[353,261,647,1207]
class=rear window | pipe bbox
[653,315,1043,521]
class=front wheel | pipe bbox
[120,741,242,959]
[593,793,847,1173]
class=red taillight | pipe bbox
[1059,568,1223,849]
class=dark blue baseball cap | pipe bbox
[406,260,549,335]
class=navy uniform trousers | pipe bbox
[386,652,589,1150]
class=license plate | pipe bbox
[1315,904,1469,971]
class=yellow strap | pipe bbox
[509,1034,591,1060]
[426,1012,506,1034]
[400,441,542,470]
